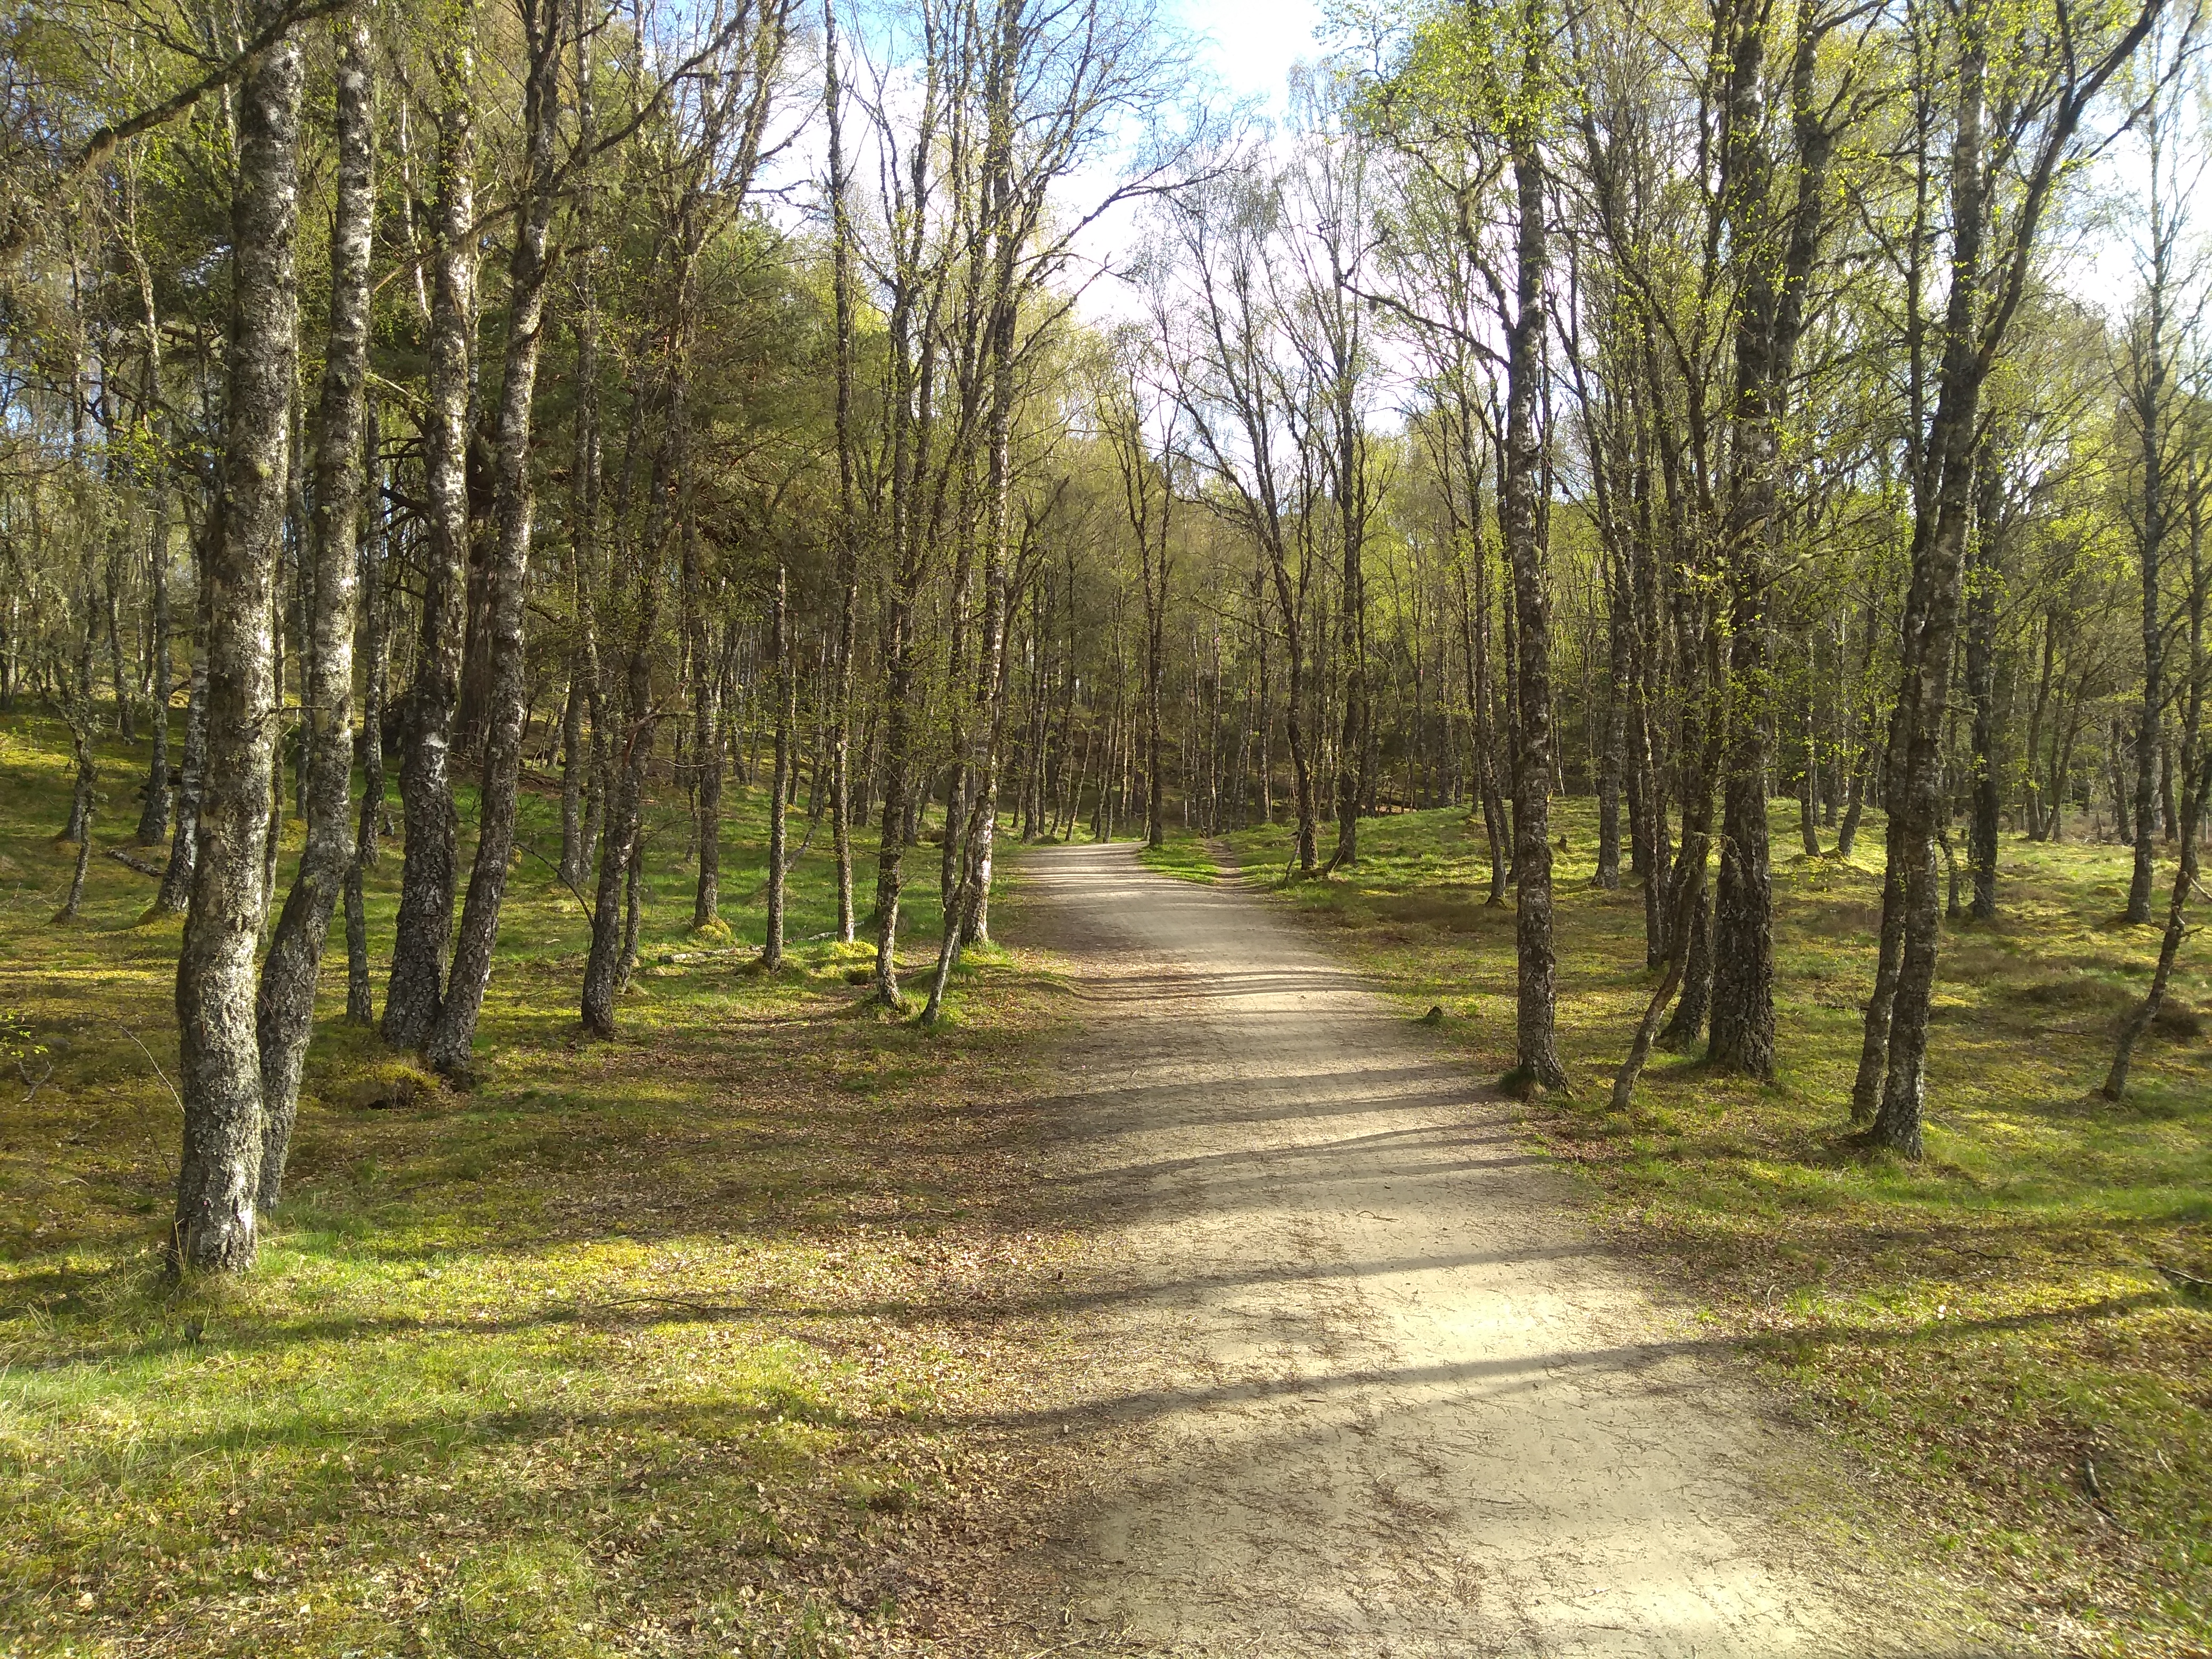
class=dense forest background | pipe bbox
[0,0,2206,1275]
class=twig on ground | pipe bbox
[2152,1262,2209,1298]
[105,847,164,878]
[516,839,596,921]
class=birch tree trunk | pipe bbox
[428,0,564,1074]
[155,584,208,915]
[383,28,477,1050]
[1862,22,1988,1155]
[172,9,304,1273]
[255,12,372,1205]
[135,317,173,847]
[1965,444,2002,919]
[763,563,791,968]
[826,0,860,943]
[345,398,386,1026]
[1502,95,1568,1092]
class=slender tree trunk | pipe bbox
[2022,618,2053,839]
[763,565,791,968]
[427,0,563,1074]
[1837,594,1879,860]
[584,400,677,1035]
[557,666,586,885]
[2126,234,2171,920]
[345,398,386,1027]
[137,465,172,843]
[172,10,304,1274]
[564,0,604,908]
[1502,106,1567,1091]
[1331,417,1367,872]
[1706,0,1805,1082]
[255,13,372,1204]
[1865,19,1991,1158]
[2108,502,2206,1096]
[1798,662,1822,858]
[383,36,477,1050]
[874,565,918,1001]
[582,640,655,1036]
[58,724,95,920]
[1146,495,1170,854]
[130,229,174,845]
[156,603,208,914]
[1595,564,1626,890]
[825,0,860,943]
[1966,445,2001,918]
[690,616,723,929]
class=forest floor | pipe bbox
[0,710,1101,1657]
[4,697,2206,1657]
[1189,804,2212,1658]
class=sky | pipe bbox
[1169,0,1327,114]
[1059,0,1328,325]
[790,0,2185,335]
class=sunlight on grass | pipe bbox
[1135,831,1220,884]
[0,710,1077,1656]
[1223,802,2212,1657]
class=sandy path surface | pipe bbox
[1011,841,1926,1659]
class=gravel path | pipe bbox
[1011,840,1937,1659]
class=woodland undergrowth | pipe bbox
[0,711,1085,1659]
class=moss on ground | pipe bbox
[0,710,1077,1657]
[1134,832,1220,884]
[1221,802,2211,1658]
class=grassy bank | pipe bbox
[0,710,1077,1658]
[1221,803,2211,1658]
[1133,831,1220,884]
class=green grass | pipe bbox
[1134,830,1220,884]
[1222,802,2212,1659]
[0,709,1077,1657]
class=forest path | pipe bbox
[1008,841,1926,1659]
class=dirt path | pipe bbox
[1008,842,1946,1659]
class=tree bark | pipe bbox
[1595,550,1626,890]
[582,629,656,1036]
[1710,0,1837,1080]
[172,10,303,1274]
[557,665,586,885]
[1502,94,1568,1092]
[132,232,174,847]
[2107,500,2205,1096]
[1865,19,1989,1157]
[1965,444,2001,918]
[383,32,477,1050]
[1861,0,2159,1151]
[688,599,723,929]
[2125,190,2174,919]
[255,12,372,1205]
[427,0,564,1074]
[825,0,860,943]
[345,397,386,1027]
[58,723,95,920]
[136,460,172,842]
[763,564,791,968]
[156,588,209,915]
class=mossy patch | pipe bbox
[1135,832,1221,884]
[0,709,1076,1658]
